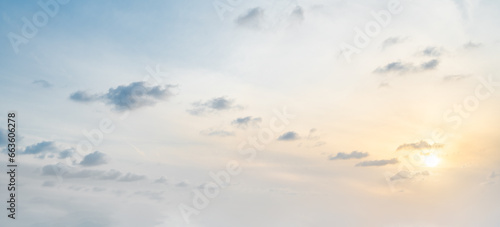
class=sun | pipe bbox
[424,154,441,167]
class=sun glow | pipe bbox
[424,154,441,167]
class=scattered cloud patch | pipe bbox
[374,61,413,74]
[200,128,235,137]
[420,59,439,70]
[443,74,470,82]
[355,158,399,167]
[278,131,299,141]
[389,170,429,181]
[70,81,175,111]
[33,79,52,88]
[69,91,100,103]
[188,96,242,115]
[154,176,168,184]
[231,116,262,128]
[80,151,109,167]
[464,41,481,49]
[382,36,406,49]
[329,151,369,160]
[420,47,442,57]
[288,6,304,24]
[396,141,444,151]
[118,173,147,182]
[374,59,439,74]
[236,7,264,29]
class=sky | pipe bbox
[0,0,500,226]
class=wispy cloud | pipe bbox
[33,79,52,88]
[236,7,265,30]
[355,158,398,167]
[329,151,369,160]
[188,96,242,115]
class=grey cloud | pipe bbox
[420,59,439,70]
[374,59,439,74]
[154,176,168,184]
[355,158,399,167]
[374,61,412,74]
[236,7,264,29]
[382,36,406,49]
[329,151,369,160]
[69,91,100,103]
[176,180,190,187]
[443,74,470,82]
[80,151,109,167]
[389,170,429,181]
[188,96,242,115]
[289,6,304,24]
[200,129,235,137]
[464,41,481,49]
[24,141,56,155]
[396,141,444,151]
[104,82,174,110]
[33,79,52,88]
[70,81,175,111]
[231,116,262,128]
[421,47,442,57]
[118,173,147,182]
[278,131,299,141]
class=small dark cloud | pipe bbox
[396,141,443,151]
[188,96,242,115]
[200,128,235,137]
[22,141,73,159]
[420,59,439,70]
[329,151,369,160]
[154,176,168,184]
[24,141,56,155]
[176,180,190,187]
[389,170,429,181]
[421,47,442,57]
[355,158,399,167]
[464,41,481,49]
[80,151,109,167]
[231,116,262,128]
[118,173,147,182]
[381,36,406,49]
[236,7,264,29]
[70,81,175,111]
[288,6,304,24]
[69,91,100,103]
[33,79,52,88]
[374,61,412,74]
[104,82,174,110]
[374,59,439,74]
[278,131,299,141]
[443,74,470,82]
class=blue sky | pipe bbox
[1,0,500,226]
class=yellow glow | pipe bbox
[424,154,441,167]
